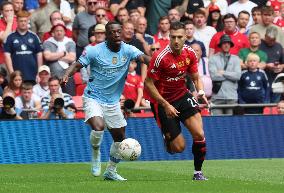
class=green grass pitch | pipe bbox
[0,159,283,193]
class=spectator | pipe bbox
[0,66,8,96]
[0,1,17,66]
[149,43,161,56]
[121,21,146,78]
[238,53,269,114]
[72,0,86,15]
[88,23,106,45]
[95,7,108,25]
[209,34,241,115]
[116,7,129,24]
[184,20,206,58]
[110,0,145,17]
[30,0,61,39]
[135,17,154,46]
[153,16,170,49]
[191,43,212,98]
[11,0,24,15]
[203,0,228,16]
[259,26,284,103]
[129,9,141,24]
[193,9,217,57]
[0,88,22,120]
[239,31,267,70]
[24,0,39,12]
[60,0,72,29]
[277,100,284,114]
[41,76,75,119]
[237,11,250,35]
[4,70,23,97]
[43,23,76,96]
[168,8,181,23]
[206,4,224,32]
[72,0,97,59]
[4,11,43,83]
[250,6,284,47]
[145,0,189,35]
[33,65,52,99]
[273,3,284,30]
[251,6,262,25]
[122,60,148,109]
[15,82,41,119]
[42,10,73,41]
[171,0,203,20]
[209,13,250,56]
[228,0,257,27]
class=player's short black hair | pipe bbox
[170,21,185,30]
[105,21,121,32]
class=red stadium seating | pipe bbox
[73,72,86,96]
[72,96,85,119]
[263,107,279,115]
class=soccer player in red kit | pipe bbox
[145,21,209,180]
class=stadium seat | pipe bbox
[72,96,85,119]
[74,72,83,85]
[263,107,279,115]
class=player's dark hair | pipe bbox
[170,21,185,30]
[105,21,121,32]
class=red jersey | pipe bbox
[123,72,144,101]
[147,45,198,103]
[153,32,170,49]
[209,30,250,55]
[0,17,17,64]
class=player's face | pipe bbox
[169,28,186,54]
[106,24,122,45]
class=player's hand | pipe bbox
[164,103,180,118]
[198,90,209,106]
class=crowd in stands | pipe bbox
[0,0,284,119]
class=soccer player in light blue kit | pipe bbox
[62,21,150,181]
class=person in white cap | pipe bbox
[33,65,52,99]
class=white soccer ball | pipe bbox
[119,138,141,161]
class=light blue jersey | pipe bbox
[78,41,143,105]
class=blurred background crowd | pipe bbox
[0,0,284,120]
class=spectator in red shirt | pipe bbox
[153,16,170,49]
[0,1,17,65]
[122,60,147,108]
[42,10,73,42]
[209,13,250,56]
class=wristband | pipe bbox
[198,90,205,96]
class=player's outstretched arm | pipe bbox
[61,61,83,85]
[137,54,151,66]
[145,77,180,118]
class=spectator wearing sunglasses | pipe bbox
[95,7,108,25]
[73,0,98,59]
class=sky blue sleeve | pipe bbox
[128,44,144,61]
[78,46,95,68]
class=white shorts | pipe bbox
[83,96,127,129]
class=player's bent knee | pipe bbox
[192,130,205,141]
[170,139,185,153]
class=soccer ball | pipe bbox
[119,138,141,161]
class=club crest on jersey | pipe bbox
[21,44,27,51]
[186,58,190,65]
[112,57,118,64]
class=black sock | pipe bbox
[192,139,206,171]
